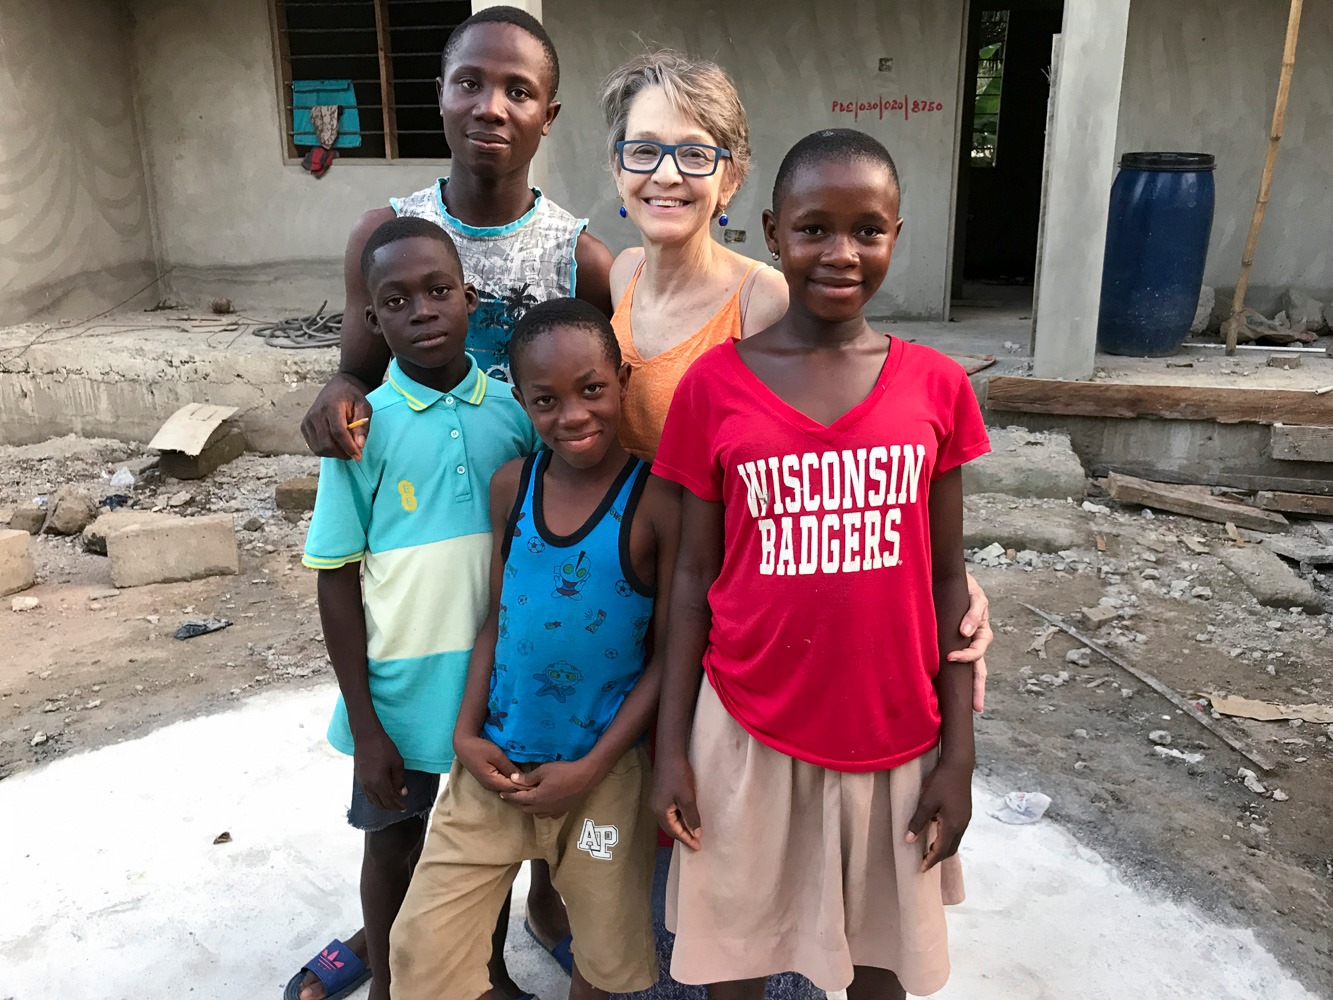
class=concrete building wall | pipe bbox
[0,0,158,324]
[1116,0,1333,308]
[127,0,446,309]
[544,0,969,319]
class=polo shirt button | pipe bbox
[450,429,460,439]
[456,465,466,475]
[445,396,455,406]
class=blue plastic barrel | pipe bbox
[1097,152,1216,356]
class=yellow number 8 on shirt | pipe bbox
[398,480,418,512]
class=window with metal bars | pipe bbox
[272,0,471,160]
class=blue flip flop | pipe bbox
[283,939,372,1000]
[523,918,574,975]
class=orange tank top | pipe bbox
[611,258,762,460]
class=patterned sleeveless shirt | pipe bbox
[484,452,655,763]
[391,179,587,382]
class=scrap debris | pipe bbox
[1207,692,1333,725]
[990,791,1052,825]
[1020,603,1277,771]
[1154,746,1204,765]
[251,302,342,349]
[174,618,233,640]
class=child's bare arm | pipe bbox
[318,563,405,811]
[651,487,725,851]
[580,476,681,775]
[907,466,975,870]
[573,231,615,317]
[453,461,525,794]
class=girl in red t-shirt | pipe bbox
[651,129,990,999]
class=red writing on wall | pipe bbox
[831,96,946,123]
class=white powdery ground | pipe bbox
[0,686,1317,1000]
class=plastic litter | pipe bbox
[990,791,1052,825]
[1153,746,1203,764]
[174,618,233,640]
[109,468,135,490]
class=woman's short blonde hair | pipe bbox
[600,49,751,211]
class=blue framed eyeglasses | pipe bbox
[615,140,732,177]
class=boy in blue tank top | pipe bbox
[389,298,679,1000]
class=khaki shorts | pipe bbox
[389,746,658,1000]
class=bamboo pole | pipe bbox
[1223,0,1304,354]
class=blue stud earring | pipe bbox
[718,212,729,227]
[619,205,627,218]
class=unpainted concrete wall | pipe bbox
[544,0,969,320]
[1116,0,1333,308]
[0,0,158,325]
[127,0,446,310]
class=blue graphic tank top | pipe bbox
[484,452,654,762]
[391,180,587,382]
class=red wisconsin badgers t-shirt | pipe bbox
[653,337,990,772]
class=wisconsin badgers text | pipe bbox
[735,445,926,576]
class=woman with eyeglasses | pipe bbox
[601,51,790,462]
[597,50,993,1000]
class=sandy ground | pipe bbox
[2,437,1331,998]
[0,684,1321,1000]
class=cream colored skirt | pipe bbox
[666,680,964,996]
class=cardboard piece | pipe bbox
[149,404,244,480]
[149,404,240,456]
[1208,692,1333,725]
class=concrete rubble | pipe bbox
[1219,546,1323,613]
[107,513,239,588]
[0,528,36,596]
[82,510,178,556]
[275,476,319,516]
[1191,284,1215,335]
[1278,287,1328,334]
[963,427,1087,500]
[8,504,45,535]
[41,487,97,536]
[965,495,1088,553]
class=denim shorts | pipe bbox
[348,768,440,832]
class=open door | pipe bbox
[951,1,1064,315]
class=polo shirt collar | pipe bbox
[385,354,487,412]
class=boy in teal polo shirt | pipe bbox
[302,216,538,1000]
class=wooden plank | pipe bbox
[1021,604,1277,772]
[1254,490,1333,517]
[1270,423,1333,463]
[1088,464,1333,497]
[1106,472,1289,532]
[269,0,298,159]
[373,0,399,160]
[986,376,1333,426]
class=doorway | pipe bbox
[951,0,1064,313]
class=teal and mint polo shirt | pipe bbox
[303,356,539,773]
